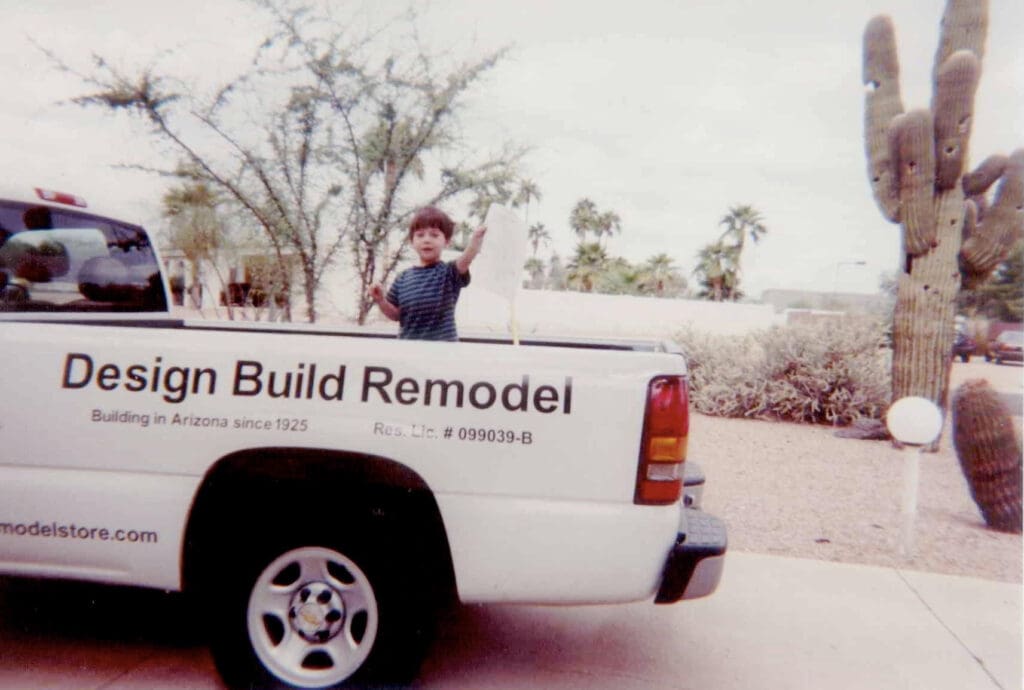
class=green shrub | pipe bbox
[676,317,891,425]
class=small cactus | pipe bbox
[952,379,1022,533]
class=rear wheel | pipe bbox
[208,522,433,689]
[247,545,378,688]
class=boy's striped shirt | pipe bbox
[386,261,470,341]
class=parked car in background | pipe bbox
[953,331,977,362]
[986,330,1024,365]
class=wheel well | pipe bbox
[181,447,456,600]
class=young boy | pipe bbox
[369,206,486,341]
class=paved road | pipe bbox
[949,359,1022,417]
[998,392,1022,417]
[1,552,1019,690]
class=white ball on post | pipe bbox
[886,396,944,558]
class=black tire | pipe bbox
[207,517,435,690]
[960,353,971,363]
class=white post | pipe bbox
[886,396,943,560]
[899,446,922,557]
[510,299,520,346]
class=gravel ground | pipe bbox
[691,359,1023,583]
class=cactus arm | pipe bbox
[960,149,1024,287]
[961,198,977,241]
[968,193,989,223]
[958,199,984,286]
[932,51,980,191]
[963,153,1008,196]
[933,0,988,81]
[888,110,937,255]
[863,15,904,222]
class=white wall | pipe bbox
[455,289,783,340]
[171,248,784,340]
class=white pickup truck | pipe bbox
[0,187,726,690]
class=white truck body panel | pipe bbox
[0,319,684,602]
[439,493,677,603]
[0,466,194,588]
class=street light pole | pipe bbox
[832,260,867,298]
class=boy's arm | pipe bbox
[455,226,487,275]
[369,282,400,321]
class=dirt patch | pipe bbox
[692,360,1023,583]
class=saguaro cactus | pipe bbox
[951,379,1022,533]
[863,0,1023,413]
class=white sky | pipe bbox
[1,0,1021,298]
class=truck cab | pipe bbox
[0,188,170,315]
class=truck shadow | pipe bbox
[416,601,673,688]
[1,579,673,689]
[0,576,205,647]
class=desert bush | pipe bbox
[676,317,891,424]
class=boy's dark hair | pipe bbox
[409,206,455,241]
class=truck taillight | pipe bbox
[635,375,689,505]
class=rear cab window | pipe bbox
[0,198,167,313]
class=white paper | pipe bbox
[475,204,528,302]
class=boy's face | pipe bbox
[411,226,449,265]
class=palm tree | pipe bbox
[514,179,542,225]
[641,253,685,297]
[719,204,767,249]
[718,204,767,280]
[693,241,739,301]
[569,198,599,242]
[527,222,550,258]
[547,253,567,290]
[567,241,607,292]
[523,257,546,289]
[594,210,622,248]
[162,181,232,314]
[601,257,642,295]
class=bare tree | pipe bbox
[45,0,522,323]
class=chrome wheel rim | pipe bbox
[246,546,379,688]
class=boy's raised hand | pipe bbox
[469,225,487,251]
[456,226,487,274]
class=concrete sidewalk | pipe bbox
[419,552,1022,690]
[1,552,1020,689]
